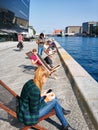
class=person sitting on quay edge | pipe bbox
[17,66,74,130]
[49,38,57,51]
[44,40,56,55]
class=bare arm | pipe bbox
[31,59,38,65]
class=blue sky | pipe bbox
[29,0,98,34]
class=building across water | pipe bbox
[82,21,98,36]
[65,26,82,36]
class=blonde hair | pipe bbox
[33,66,49,91]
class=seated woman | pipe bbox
[17,66,75,130]
[30,49,54,68]
[30,49,42,67]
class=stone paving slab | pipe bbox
[0,41,94,130]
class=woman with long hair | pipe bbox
[17,66,75,130]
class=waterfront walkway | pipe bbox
[0,41,95,130]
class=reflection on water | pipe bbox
[54,36,98,82]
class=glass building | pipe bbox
[0,0,30,33]
[82,21,98,36]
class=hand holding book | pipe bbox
[41,89,55,102]
[44,92,55,102]
[44,89,55,102]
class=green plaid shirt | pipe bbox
[17,79,46,125]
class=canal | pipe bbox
[54,36,98,82]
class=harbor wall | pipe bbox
[55,41,98,129]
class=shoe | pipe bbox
[60,126,68,130]
[61,125,76,130]
[62,108,71,115]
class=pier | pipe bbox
[0,41,97,130]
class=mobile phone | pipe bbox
[46,89,52,93]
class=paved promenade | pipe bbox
[0,41,95,130]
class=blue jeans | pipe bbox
[38,44,44,56]
[39,97,68,127]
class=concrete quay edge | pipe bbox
[55,41,98,129]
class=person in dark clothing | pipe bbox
[17,66,75,130]
[44,55,53,68]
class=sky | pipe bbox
[29,0,98,34]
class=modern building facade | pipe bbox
[65,26,82,36]
[0,0,30,33]
[82,21,98,36]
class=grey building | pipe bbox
[65,26,82,36]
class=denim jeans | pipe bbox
[39,97,68,127]
[38,44,44,56]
